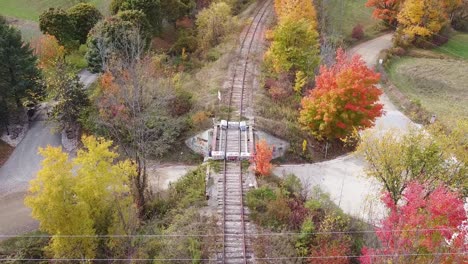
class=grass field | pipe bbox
[435,33,468,59]
[0,0,110,21]
[387,57,468,126]
[325,0,383,43]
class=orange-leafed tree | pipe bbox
[31,34,65,70]
[365,0,403,27]
[252,139,273,176]
[299,48,383,140]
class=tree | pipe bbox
[46,61,89,129]
[365,0,403,27]
[117,10,151,39]
[252,139,273,176]
[110,0,163,34]
[196,1,233,51]
[264,16,320,78]
[40,3,102,48]
[451,0,468,30]
[161,0,196,27]
[360,182,467,264]
[31,34,65,71]
[0,16,41,111]
[95,49,184,217]
[86,17,149,73]
[25,145,96,259]
[397,0,447,42]
[357,125,468,204]
[39,8,75,48]
[441,0,463,20]
[68,3,102,44]
[25,136,137,259]
[299,49,382,140]
[274,0,317,27]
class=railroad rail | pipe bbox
[216,1,272,263]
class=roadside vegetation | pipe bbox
[247,174,372,263]
[1,160,217,260]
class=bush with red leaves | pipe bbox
[351,24,364,40]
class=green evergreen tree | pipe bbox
[0,16,41,115]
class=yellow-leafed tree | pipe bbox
[397,0,447,40]
[25,135,137,258]
[264,16,320,78]
[274,0,317,28]
[25,146,96,259]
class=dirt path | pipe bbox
[274,34,418,223]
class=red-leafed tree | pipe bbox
[252,139,273,176]
[365,0,403,27]
[360,182,467,264]
[299,48,383,140]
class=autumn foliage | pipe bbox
[397,0,448,41]
[365,0,403,26]
[299,49,383,140]
[360,182,467,264]
[32,34,65,70]
[252,139,273,176]
[265,0,320,94]
[274,0,317,27]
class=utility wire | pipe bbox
[2,252,466,262]
[0,227,463,238]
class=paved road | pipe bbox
[274,34,418,223]
[78,69,98,88]
[0,70,97,237]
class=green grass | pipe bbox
[1,0,111,41]
[0,0,110,21]
[66,44,88,71]
[434,33,468,59]
[325,0,383,43]
[387,57,468,127]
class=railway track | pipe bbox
[216,1,273,263]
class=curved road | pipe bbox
[0,70,97,237]
[274,34,417,223]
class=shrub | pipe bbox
[171,30,198,55]
[351,24,364,40]
[196,2,233,51]
[191,111,210,129]
[388,46,406,56]
[252,139,273,176]
[169,90,192,117]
